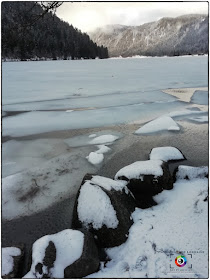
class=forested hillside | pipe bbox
[2,2,109,61]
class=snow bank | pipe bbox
[135,116,180,134]
[25,230,84,278]
[115,160,163,180]
[86,152,104,165]
[2,247,21,276]
[77,181,119,230]
[91,175,127,192]
[149,147,185,162]
[88,173,208,278]
[175,165,208,180]
[89,135,119,145]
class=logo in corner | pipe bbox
[175,255,187,267]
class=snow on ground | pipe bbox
[2,247,21,276]
[175,165,208,180]
[77,181,119,230]
[134,116,180,134]
[88,168,208,278]
[24,229,84,278]
[89,135,119,145]
[2,148,97,220]
[86,152,104,165]
[149,147,185,162]
[115,160,163,180]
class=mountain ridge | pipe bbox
[89,14,208,57]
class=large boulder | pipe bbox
[24,229,99,278]
[115,160,173,208]
[72,174,136,248]
[2,245,24,279]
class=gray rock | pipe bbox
[115,161,173,208]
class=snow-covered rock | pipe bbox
[2,246,24,278]
[115,160,173,208]
[24,229,99,278]
[72,174,136,248]
[149,146,185,162]
[134,116,180,134]
[174,165,208,181]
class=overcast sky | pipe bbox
[56,2,208,33]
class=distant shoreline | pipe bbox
[2,53,208,63]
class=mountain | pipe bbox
[1,2,109,61]
[89,14,208,57]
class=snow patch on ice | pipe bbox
[2,247,21,276]
[77,181,119,230]
[89,134,97,138]
[115,160,163,180]
[86,152,104,165]
[149,147,185,162]
[66,109,74,113]
[25,229,84,278]
[135,116,180,134]
[96,145,111,154]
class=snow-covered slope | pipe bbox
[89,14,208,57]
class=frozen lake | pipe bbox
[2,56,208,137]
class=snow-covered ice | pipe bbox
[135,116,180,135]
[2,247,21,276]
[115,160,163,180]
[88,170,208,278]
[24,229,84,278]
[89,135,119,145]
[77,181,119,230]
[149,147,185,162]
[86,152,104,165]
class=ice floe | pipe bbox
[77,181,119,230]
[189,115,208,123]
[89,135,119,145]
[2,247,21,277]
[24,229,84,278]
[149,147,185,162]
[135,116,180,134]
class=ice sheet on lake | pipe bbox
[190,90,208,105]
[135,116,180,135]
[88,174,208,278]
[89,135,119,145]
[2,139,70,178]
[2,147,97,220]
